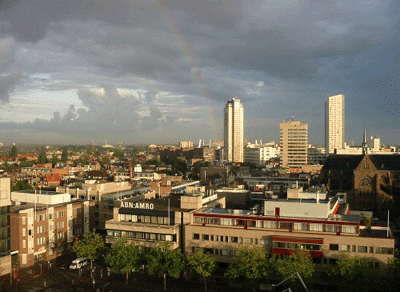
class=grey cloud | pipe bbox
[0,71,23,102]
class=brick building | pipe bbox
[10,191,92,267]
[321,154,400,217]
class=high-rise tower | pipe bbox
[224,97,244,163]
[325,94,345,154]
[280,119,308,169]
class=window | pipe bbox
[231,237,238,243]
[193,233,200,240]
[329,244,339,251]
[22,228,26,237]
[22,240,26,249]
[245,238,253,244]
[358,246,368,253]
[376,247,394,254]
[309,223,323,232]
[340,245,350,252]
[22,217,26,225]
[202,234,209,241]
[369,246,374,254]
[352,245,356,252]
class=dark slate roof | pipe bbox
[369,154,400,170]
[322,155,364,171]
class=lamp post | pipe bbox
[272,272,309,292]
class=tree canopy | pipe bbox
[276,250,314,290]
[187,249,217,292]
[146,242,184,291]
[73,231,104,271]
[226,246,274,292]
[9,145,17,159]
[328,253,374,292]
[105,237,143,284]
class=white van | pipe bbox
[69,257,88,270]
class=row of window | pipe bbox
[273,242,322,251]
[193,233,261,245]
[329,244,394,254]
[120,214,172,225]
[107,230,175,242]
[193,217,357,234]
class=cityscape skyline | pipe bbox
[0,1,399,145]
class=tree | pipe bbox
[226,246,274,292]
[51,155,59,167]
[12,180,33,191]
[37,152,48,164]
[9,145,17,159]
[328,254,374,292]
[105,237,143,284]
[73,231,104,273]
[61,147,68,162]
[276,250,314,291]
[187,249,217,292]
[146,242,184,291]
[387,250,400,291]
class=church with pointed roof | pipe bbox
[321,153,400,218]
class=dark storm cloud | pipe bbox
[0,0,399,143]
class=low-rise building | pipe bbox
[185,197,395,271]
[105,189,225,250]
[244,142,279,166]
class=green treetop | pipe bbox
[146,242,184,291]
[187,249,217,292]
[105,237,144,284]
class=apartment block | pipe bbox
[280,120,308,169]
[10,191,91,267]
[224,98,244,163]
[325,94,345,154]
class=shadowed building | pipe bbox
[321,154,400,217]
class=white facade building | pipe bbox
[325,94,345,154]
[244,142,279,166]
[307,145,326,165]
[224,98,244,163]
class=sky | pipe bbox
[0,0,399,146]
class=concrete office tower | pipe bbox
[224,97,244,163]
[280,120,308,169]
[325,94,345,154]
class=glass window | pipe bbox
[231,237,238,243]
[358,246,368,253]
[202,234,209,241]
[340,245,350,252]
[245,238,253,244]
[329,244,339,251]
[151,216,158,224]
[193,233,200,240]
[325,224,335,232]
[369,246,374,254]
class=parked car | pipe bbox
[69,257,88,270]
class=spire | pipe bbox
[362,127,368,155]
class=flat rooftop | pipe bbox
[12,190,65,196]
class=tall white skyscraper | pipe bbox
[224,97,244,163]
[325,94,345,154]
